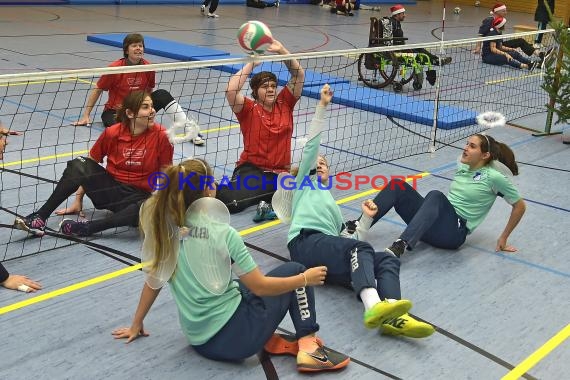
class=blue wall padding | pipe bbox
[301,82,476,130]
[87,34,230,60]
[88,34,474,129]
[192,57,350,87]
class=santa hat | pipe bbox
[390,4,406,16]
[492,3,507,13]
[492,16,507,29]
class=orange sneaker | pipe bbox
[264,333,323,356]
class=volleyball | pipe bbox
[474,0,481,6]
[453,6,462,14]
[237,20,274,54]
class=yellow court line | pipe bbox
[0,124,240,169]
[0,172,429,315]
[0,150,89,168]
[502,323,570,380]
[0,264,143,315]
[0,78,82,88]
[485,72,542,85]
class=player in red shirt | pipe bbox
[221,40,304,218]
[73,33,204,146]
[15,91,174,237]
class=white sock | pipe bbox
[360,287,381,311]
[163,100,189,125]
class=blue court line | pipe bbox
[338,204,570,279]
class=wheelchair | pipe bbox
[357,17,436,92]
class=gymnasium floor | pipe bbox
[0,1,569,379]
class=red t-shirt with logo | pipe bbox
[96,58,155,111]
[235,86,297,172]
[90,122,174,192]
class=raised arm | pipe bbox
[73,87,104,126]
[226,62,256,114]
[296,84,332,179]
[267,40,305,99]
[112,283,162,343]
[496,199,526,252]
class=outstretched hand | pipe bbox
[319,84,333,106]
[496,237,517,253]
[112,324,149,344]
[1,274,42,292]
[266,39,286,55]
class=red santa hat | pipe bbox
[492,16,507,29]
[492,3,507,13]
[390,4,406,16]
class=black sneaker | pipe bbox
[528,61,539,72]
[14,213,46,237]
[60,218,90,237]
[385,239,407,258]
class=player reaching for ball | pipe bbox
[272,85,435,339]
[218,37,305,221]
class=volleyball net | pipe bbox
[0,30,556,260]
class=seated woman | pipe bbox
[482,17,537,71]
[274,84,433,338]
[15,91,174,237]
[112,158,350,373]
[219,39,304,220]
[73,33,204,145]
[361,117,525,258]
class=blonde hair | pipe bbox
[141,158,213,272]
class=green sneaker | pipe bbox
[381,313,435,338]
[363,299,412,329]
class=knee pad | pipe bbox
[65,156,101,178]
[151,89,175,111]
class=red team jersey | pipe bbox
[235,86,297,172]
[97,58,155,111]
[90,122,173,192]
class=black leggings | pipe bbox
[216,163,277,213]
[36,157,150,234]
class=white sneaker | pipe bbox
[192,134,206,146]
[207,12,219,18]
[533,43,543,49]
[200,4,205,14]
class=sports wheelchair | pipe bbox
[357,17,437,92]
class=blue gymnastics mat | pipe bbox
[88,34,475,129]
[87,34,230,60]
[301,82,476,130]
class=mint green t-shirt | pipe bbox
[287,106,343,243]
[168,226,257,346]
[448,164,521,233]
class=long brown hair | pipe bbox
[141,158,214,271]
[115,90,151,125]
[475,134,519,176]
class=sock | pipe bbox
[163,100,189,125]
[360,287,381,311]
[298,334,319,353]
